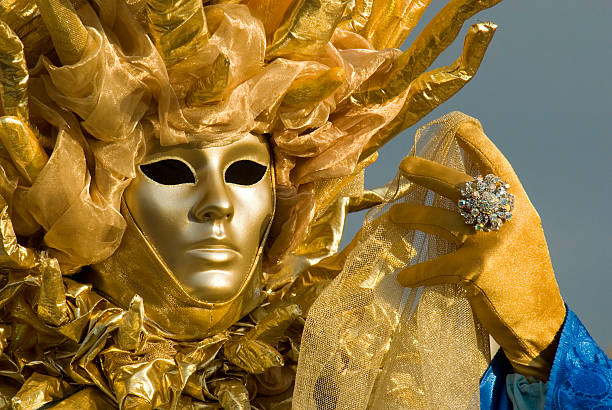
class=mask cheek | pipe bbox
[228,181,273,250]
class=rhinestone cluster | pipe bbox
[458,174,514,232]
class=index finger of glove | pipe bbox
[455,120,521,187]
[399,156,472,202]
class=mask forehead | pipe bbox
[143,132,271,168]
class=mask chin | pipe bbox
[85,200,269,340]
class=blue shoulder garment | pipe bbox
[545,308,612,409]
[480,307,612,409]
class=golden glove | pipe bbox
[393,118,565,380]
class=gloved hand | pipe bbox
[391,118,565,380]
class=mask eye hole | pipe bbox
[139,159,196,185]
[225,160,267,186]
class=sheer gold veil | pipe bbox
[294,112,491,409]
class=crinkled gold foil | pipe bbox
[214,379,250,409]
[0,0,53,64]
[185,53,230,106]
[282,67,346,108]
[0,20,28,119]
[354,0,501,105]
[0,193,36,268]
[49,387,117,409]
[146,0,208,65]
[266,0,349,58]
[117,295,145,351]
[0,235,301,407]
[266,153,376,292]
[0,116,47,184]
[37,254,71,326]
[363,22,497,157]
[223,306,301,374]
[0,0,38,33]
[11,372,74,410]
[0,383,18,409]
[363,0,432,49]
[224,338,284,374]
[249,304,302,344]
[338,0,374,34]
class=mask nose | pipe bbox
[191,178,234,222]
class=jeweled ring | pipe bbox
[458,174,514,232]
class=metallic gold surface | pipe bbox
[225,304,301,374]
[37,255,71,326]
[362,22,497,158]
[146,0,208,65]
[266,0,349,58]
[35,0,89,65]
[364,0,432,49]
[117,295,145,351]
[11,373,74,410]
[0,0,39,34]
[265,153,376,292]
[185,53,230,106]
[48,387,117,409]
[245,0,299,37]
[0,20,28,119]
[214,379,250,409]
[0,0,53,64]
[282,67,346,108]
[354,0,501,105]
[0,193,37,268]
[123,133,274,302]
[338,0,374,34]
[0,116,48,184]
[0,244,300,407]
[87,199,264,340]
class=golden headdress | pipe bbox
[0,0,500,408]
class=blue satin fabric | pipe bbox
[480,307,612,409]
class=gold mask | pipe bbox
[88,133,275,339]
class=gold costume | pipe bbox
[0,0,565,408]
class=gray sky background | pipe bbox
[342,0,612,350]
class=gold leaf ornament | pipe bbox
[223,305,301,374]
[214,379,251,409]
[266,0,350,58]
[282,67,346,108]
[362,21,497,158]
[117,294,145,352]
[0,116,48,185]
[354,0,502,105]
[36,253,71,326]
[185,52,230,106]
[224,338,284,374]
[0,193,37,269]
[0,19,28,119]
[146,0,208,65]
